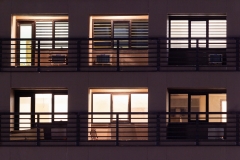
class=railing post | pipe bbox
[36,113,40,146]
[0,40,2,71]
[236,113,239,146]
[116,113,119,146]
[196,38,199,71]
[236,38,239,71]
[156,113,160,146]
[76,113,80,146]
[157,38,160,71]
[0,114,1,145]
[117,40,120,72]
[77,40,81,72]
[195,113,199,146]
[37,40,40,72]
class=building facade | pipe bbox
[1,0,240,159]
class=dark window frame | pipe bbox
[168,16,226,49]
[92,19,149,49]
[14,90,68,130]
[168,89,227,123]
[17,19,69,49]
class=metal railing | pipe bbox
[0,112,240,146]
[0,37,239,72]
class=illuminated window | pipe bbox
[169,16,226,48]
[15,90,68,130]
[91,91,148,123]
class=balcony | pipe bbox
[1,112,240,146]
[0,37,239,72]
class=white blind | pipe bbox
[55,21,69,48]
[191,21,206,48]
[36,21,53,49]
[209,20,226,48]
[170,20,188,48]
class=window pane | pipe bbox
[54,95,68,121]
[131,20,148,48]
[170,94,188,122]
[36,21,53,49]
[131,94,148,123]
[170,20,188,48]
[209,94,227,122]
[191,21,206,48]
[93,94,111,123]
[55,21,69,48]
[209,20,226,48]
[93,21,112,48]
[114,22,129,48]
[191,95,206,121]
[112,95,129,120]
[35,94,52,123]
[19,97,31,130]
[19,24,32,66]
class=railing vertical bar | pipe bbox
[236,113,239,146]
[0,40,2,72]
[116,113,119,146]
[156,113,160,146]
[196,113,199,146]
[37,40,40,72]
[236,38,239,71]
[157,38,160,71]
[76,113,80,146]
[77,40,81,72]
[36,113,40,146]
[196,38,199,71]
[117,40,120,72]
[0,114,1,145]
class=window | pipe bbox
[168,89,227,123]
[15,90,68,130]
[168,15,227,65]
[35,20,69,49]
[169,16,226,48]
[92,17,148,48]
[91,91,148,123]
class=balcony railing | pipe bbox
[0,112,240,146]
[0,37,239,72]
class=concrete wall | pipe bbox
[0,146,239,160]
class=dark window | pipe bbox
[168,89,227,123]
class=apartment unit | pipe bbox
[1,0,240,159]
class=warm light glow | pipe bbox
[92,94,111,123]
[222,100,227,122]
[19,97,31,130]
[35,94,52,123]
[54,95,68,121]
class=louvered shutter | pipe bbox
[131,20,148,48]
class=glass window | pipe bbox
[92,94,111,123]
[169,90,227,123]
[92,92,148,123]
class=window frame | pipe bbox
[168,89,226,123]
[168,16,226,49]
[17,19,69,49]
[14,90,68,130]
[92,19,149,49]
[91,92,148,123]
